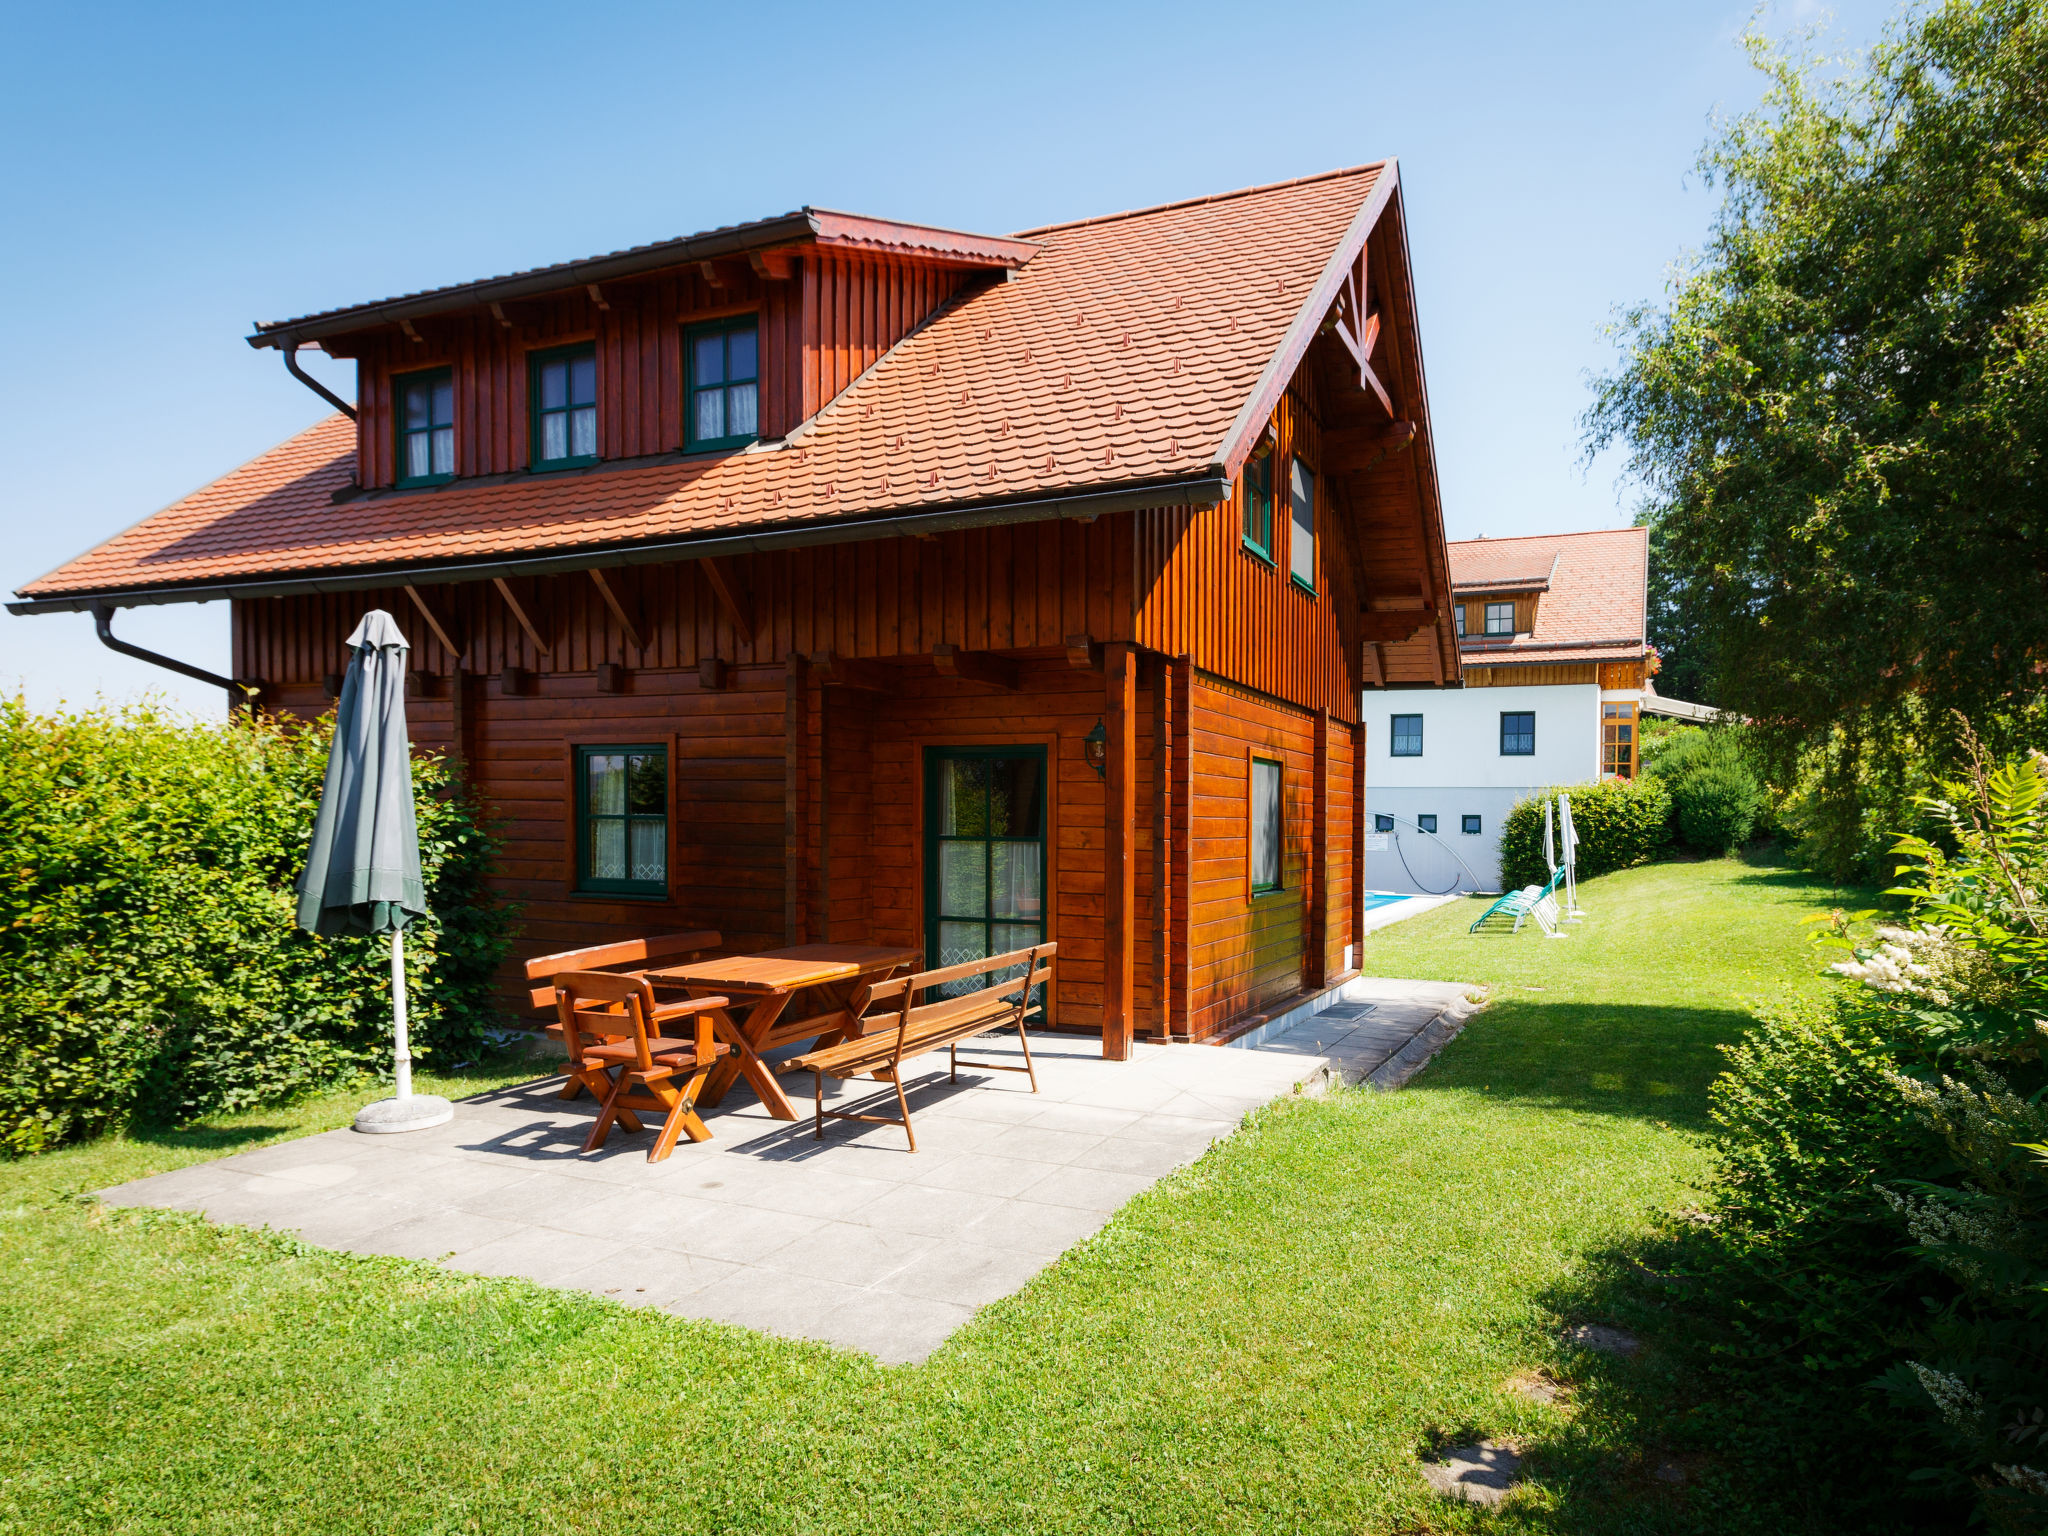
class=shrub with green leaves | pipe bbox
[1644,724,1769,853]
[0,698,511,1154]
[1671,734,2048,1527]
[1498,774,1671,890]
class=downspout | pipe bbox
[92,604,256,714]
[281,343,357,420]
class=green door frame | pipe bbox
[922,743,1049,979]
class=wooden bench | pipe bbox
[790,943,1054,1152]
[523,931,721,1103]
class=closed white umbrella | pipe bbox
[295,611,452,1133]
[1559,791,1585,919]
[1542,794,1556,874]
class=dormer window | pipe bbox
[1455,604,1466,637]
[1484,601,1514,636]
[531,344,598,469]
[687,319,759,451]
[396,368,454,486]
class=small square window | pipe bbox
[687,318,760,450]
[1485,602,1514,636]
[531,345,598,469]
[1288,458,1315,593]
[1250,757,1282,894]
[1374,814,1395,833]
[1390,714,1423,757]
[576,744,667,895]
[395,368,455,486]
[1242,444,1275,562]
[1462,814,1482,835]
[1417,814,1437,834]
[1500,712,1536,756]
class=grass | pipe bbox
[3,853,1868,1534]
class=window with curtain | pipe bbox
[1242,444,1274,561]
[395,368,454,485]
[531,345,598,468]
[1454,605,1466,637]
[1250,757,1282,893]
[1390,714,1423,757]
[575,745,666,895]
[1288,458,1315,591]
[1500,712,1536,756]
[687,318,760,450]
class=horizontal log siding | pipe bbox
[349,255,969,488]
[1186,670,1317,1040]
[1134,381,1364,724]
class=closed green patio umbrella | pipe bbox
[296,610,452,1133]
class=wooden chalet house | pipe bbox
[13,164,1458,1054]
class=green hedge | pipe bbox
[1498,775,1672,890]
[0,699,511,1154]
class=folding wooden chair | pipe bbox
[553,970,732,1161]
[524,929,721,1102]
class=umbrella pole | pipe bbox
[390,929,413,1101]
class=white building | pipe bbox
[1364,527,1652,894]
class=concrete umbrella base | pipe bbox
[352,1094,455,1134]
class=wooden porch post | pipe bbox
[1169,655,1193,1036]
[1150,655,1172,1039]
[1103,642,1137,1061]
[1350,720,1368,967]
[784,652,810,944]
[1308,708,1331,990]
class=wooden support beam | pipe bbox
[700,557,756,641]
[809,650,893,692]
[1168,654,1193,1038]
[1151,655,1173,1039]
[1360,606,1437,645]
[1102,641,1136,1062]
[402,584,464,661]
[1064,633,1103,672]
[1350,722,1367,966]
[491,577,551,655]
[586,282,610,311]
[784,654,810,944]
[1364,640,1386,688]
[586,568,647,653]
[932,643,1020,691]
[1324,421,1416,477]
[699,657,728,691]
[750,248,796,281]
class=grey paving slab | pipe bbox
[98,976,1476,1362]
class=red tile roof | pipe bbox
[1448,527,1647,664]
[19,164,1389,606]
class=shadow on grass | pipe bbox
[119,1120,297,1155]
[1508,1234,1971,1536]
[1417,1000,1757,1133]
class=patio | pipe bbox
[102,977,1474,1363]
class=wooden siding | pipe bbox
[231,518,1136,685]
[343,254,971,489]
[1461,662,1600,687]
[1599,659,1647,690]
[1185,670,1321,1038]
[1136,381,1366,724]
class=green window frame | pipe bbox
[686,317,760,451]
[530,343,599,470]
[574,744,667,896]
[1250,755,1282,894]
[394,367,455,486]
[1241,443,1275,563]
[1288,457,1316,594]
[1390,713,1423,757]
[1500,711,1536,757]
[923,745,1048,998]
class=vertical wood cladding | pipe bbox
[1134,382,1365,724]
[347,255,971,488]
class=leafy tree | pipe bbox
[1589,0,2048,876]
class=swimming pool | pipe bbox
[1360,890,1410,912]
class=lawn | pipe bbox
[3,854,1864,1535]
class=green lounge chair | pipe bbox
[1470,865,1567,935]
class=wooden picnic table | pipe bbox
[644,942,920,1119]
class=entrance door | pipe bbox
[924,746,1047,994]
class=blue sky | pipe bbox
[0,0,1897,713]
